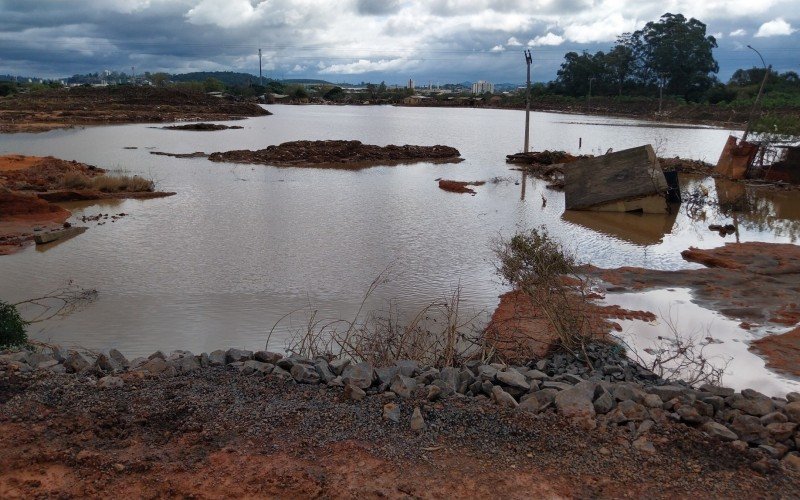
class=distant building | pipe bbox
[408,78,414,90]
[403,95,429,105]
[471,80,494,94]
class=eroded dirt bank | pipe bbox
[1,368,797,498]
[0,155,174,254]
[0,87,270,133]
[207,140,462,169]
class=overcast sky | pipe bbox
[1,0,798,84]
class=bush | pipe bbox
[0,300,28,349]
[61,173,154,192]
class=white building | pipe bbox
[471,80,494,94]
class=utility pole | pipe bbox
[523,49,532,153]
[258,48,263,86]
[131,66,135,85]
[586,77,595,110]
[742,45,769,142]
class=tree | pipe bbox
[203,77,225,93]
[150,72,170,87]
[555,51,608,97]
[633,13,718,100]
[605,35,636,95]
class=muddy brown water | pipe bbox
[1,105,798,393]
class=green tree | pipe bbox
[150,72,170,87]
[203,77,225,92]
[633,13,718,100]
[0,300,28,349]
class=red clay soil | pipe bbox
[207,140,462,169]
[438,179,485,194]
[750,326,800,377]
[485,289,656,362]
[0,86,270,133]
[0,154,174,255]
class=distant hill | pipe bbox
[169,71,262,86]
[281,78,334,85]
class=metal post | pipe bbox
[523,49,532,153]
[259,48,263,86]
[742,45,769,142]
[658,79,664,114]
[587,77,595,110]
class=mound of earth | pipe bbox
[161,123,243,131]
[207,140,462,169]
[0,86,270,133]
[438,179,485,194]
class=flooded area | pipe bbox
[1,105,799,392]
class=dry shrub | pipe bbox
[494,228,593,359]
[60,171,92,189]
[90,174,154,192]
[271,270,492,367]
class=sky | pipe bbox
[1,0,798,85]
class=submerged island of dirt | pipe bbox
[161,123,243,131]
[0,87,270,133]
[207,140,462,169]
[0,154,174,254]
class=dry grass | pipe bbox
[271,269,493,367]
[60,172,154,192]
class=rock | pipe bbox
[677,406,705,424]
[555,381,596,421]
[517,395,540,414]
[784,401,800,423]
[96,353,123,373]
[496,369,530,390]
[375,366,399,385]
[329,358,351,375]
[492,385,519,409]
[610,400,649,423]
[593,391,616,415]
[532,389,558,409]
[542,381,573,391]
[169,355,200,373]
[149,351,166,360]
[457,370,474,394]
[383,403,400,423]
[766,422,797,441]
[254,351,283,364]
[526,369,548,380]
[241,360,273,375]
[277,354,312,371]
[759,444,786,459]
[313,358,336,383]
[108,349,129,368]
[342,362,375,389]
[291,363,321,384]
[699,383,735,397]
[63,351,90,373]
[395,360,420,377]
[427,385,443,401]
[700,395,725,413]
[729,394,774,417]
[632,437,656,454]
[328,376,344,387]
[560,373,583,385]
[225,348,252,363]
[344,383,366,401]
[390,374,418,398]
[416,367,439,384]
[97,376,124,389]
[783,453,800,471]
[702,421,738,442]
[140,357,168,374]
[410,407,425,431]
[731,415,770,444]
[208,350,226,366]
[750,457,775,474]
[477,365,498,382]
[760,411,788,425]
[730,440,749,452]
[643,393,663,409]
[438,367,459,390]
[36,359,60,370]
[649,385,686,402]
[742,388,769,400]
[786,392,800,403]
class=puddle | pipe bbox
[602,288,800,397]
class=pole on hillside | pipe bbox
[524,49,532,153]
[742,45,769,142]
[259,49,263,86]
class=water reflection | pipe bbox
[561,209,678,246]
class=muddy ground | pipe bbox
[1,368,798,499]
[206,140,463,169]
[0,154,174,255]
[0,87,270,133]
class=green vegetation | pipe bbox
[0,300,28,349]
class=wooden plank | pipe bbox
[564,145,668,212]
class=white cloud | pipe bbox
[755,18,796,37]
[186,0,259,28]
[506,36,522,46]
[527,32,564,47]
[291,64,307,72]
[490,44,505,52]
[729,29,747,37]
[318,58,415,75]
[562,14,641,43]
